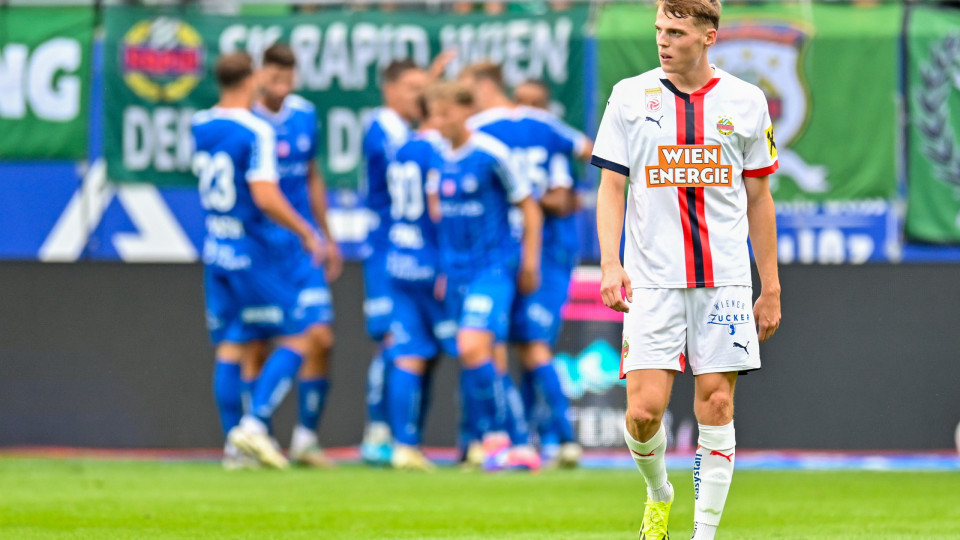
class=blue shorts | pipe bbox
[389,280,457,360]
[363,249,395,341]
[295,262,334,327]
[204,264,311,345]
[508,263,573,346]
[446,266,516,342]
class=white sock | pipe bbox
[693,422,736,535]
[624,421,673,503]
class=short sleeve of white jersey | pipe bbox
[742,90,779,177]
[246,119,279,183]
[590,83,630,176]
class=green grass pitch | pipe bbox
[2,458,959,539]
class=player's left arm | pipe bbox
[307,160,342,281]
[745,176,781,342]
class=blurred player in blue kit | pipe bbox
[424,82,544,471]
[193,52,323,469]
[249,43,342,468]
[360,59,429,464]
[383,92,456,471]
[458,63,593,468]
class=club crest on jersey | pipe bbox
[645,88,663,112]
[716,116,735,135]
[713,21,829,193]
[297,134,311,153]
[461,174,479,193]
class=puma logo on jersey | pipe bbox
[733,341,750,355]
[645,115,663,128]
[710,450,734,462]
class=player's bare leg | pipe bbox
[518,342,581,468]
[290,324,334,468]
[691,372,737,540]
[625,368,677,539]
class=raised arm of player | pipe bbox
[250,181,322,263]
[597,168,632,313]
[307,160,343,281]
[517,195,543,295]
[745,176,781,342]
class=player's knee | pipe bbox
[698,391,734,424]
[457,332,491,367]
[310,325,334,352]
[626,403,665,433]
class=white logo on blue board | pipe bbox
[708,299,752,335]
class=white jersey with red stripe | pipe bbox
[592,66,778,289]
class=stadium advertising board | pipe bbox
[905,6,960,244]
[103,5,588,189]
[596,3,904,263]
[0,7,93,160]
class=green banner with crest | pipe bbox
[905,6,960,244]
[595,2,903,204]
[103,5,588,188]
[0,7,93,160]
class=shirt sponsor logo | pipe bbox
[645,87,662,112]
[645,145,733,187]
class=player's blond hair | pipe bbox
[657,0,722,30]
[423,81,474,107]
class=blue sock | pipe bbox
[530,363,574,443]
[520,370,537,433]
[500,373,529,445]
[388,367,424,446]
[460,361,498,437]
[366,349,391,425]
[213,361,243,435]
[251,347,302,424]
[298,377,329,431]
[241,377,258,415]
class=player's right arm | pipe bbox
[596,168,632,313]
[592,83,632,313]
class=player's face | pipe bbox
[388,69,428,122]
[654,7,716,74]
[260,64,295,104]
[514,83,549,110]
[431,99,470,143]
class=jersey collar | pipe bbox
[252,97,293,125]
[658,66,722,102]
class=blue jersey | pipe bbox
[191,107,280,272]
[468,106,587,269]
[252,95,318,228]
[362,107,412,256]
[430,132,531,282]
[386,130,446,283]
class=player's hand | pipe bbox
[518,263,540,295]
[600,261,632,313]
[324,241,343,282]
[428,49,457,80]
[753,290,781,342]
[300,229,324,266]
[434,274,447,302]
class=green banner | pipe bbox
[0,7,93,160]
[104,5,588,188]
[905,6,960,243]
[595,3,902,203]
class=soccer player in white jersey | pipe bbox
[592,0,781,538]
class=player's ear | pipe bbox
[704,27,717,47]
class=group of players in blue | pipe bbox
[194,44,593,472]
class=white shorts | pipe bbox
[620,286,761,377]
